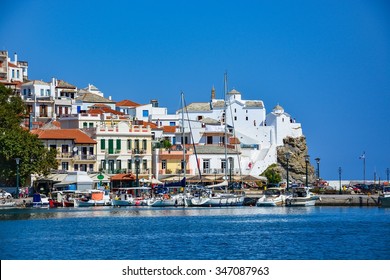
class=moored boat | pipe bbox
[285,186,320,207]
[380,186,390,208]
[74,189,111,207]
[256,187,289,207]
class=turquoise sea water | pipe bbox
[0,206,389,260]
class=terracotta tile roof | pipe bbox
[162,126,177,133]
[110,173,136,181]
[32,129,97,144]
[143,121,158,129]
[76,92,115,103]
[87,107,125,115]
[116,99,141,107]
[8,62,18,68]
[56,80,77,89]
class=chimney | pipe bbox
[14,52,17,63]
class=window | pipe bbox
[11,69,15,78]
[246,116,248,121]
[234,116,237,121]
[28,88,31,95]
[40,89,44,96]
[142,159,147,171]
[101,139,106,150]
[234,108,236,113]
[83,122,88,128]
[49,144,57,151]
[116,139,121,151]
[62,162,69,171]
[16,70,20,78]
[116,160,122,171]
[142,110,149,117]
[142,139,147,150]
[169,121,175,126]
[135,139,140,150]
[162,160,166,170]
[207,136,213,144]
[172,137,176,144]
[108,160,114,173]
[23,89,27,95]
[101,160,106,170]
[89,123,93,128]
[197,116,203,121]
[62,145,69,153]
[203,159,210,173]
[108,139,114,154]
[127,139,132,150]
[46,89,50,95]
[221,159,226,172]
[89,147,94,155]
[74,164,79,171]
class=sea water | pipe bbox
[0,206,389,260]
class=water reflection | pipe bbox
[0,205,319,221]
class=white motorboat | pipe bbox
[111,193,134,207]
[256,187,289,207]
[147,193,186,207]
[285,186,320,206]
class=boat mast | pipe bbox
[224,72,228,193]
[181,91,186,180]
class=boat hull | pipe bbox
[111,199,133,206]
[188,195,244,207]
[286,197,318,207]
[380,196,390,207]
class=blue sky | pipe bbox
[1,0,389,181]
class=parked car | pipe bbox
[0,190,12,199]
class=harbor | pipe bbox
[1,192,385,208]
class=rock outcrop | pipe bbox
[276,136,315,184]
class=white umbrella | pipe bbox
[150,178,163,185]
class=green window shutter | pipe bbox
[108,139,114,154]
[116,139,121,150]
[101,139,105,150]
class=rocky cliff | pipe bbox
[276,136,315,184]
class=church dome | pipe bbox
[273,104,284,114]
[228,89,241,95]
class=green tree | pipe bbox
[261,164,282,184]
[0,84,58,187]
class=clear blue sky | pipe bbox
[1,0,389,181]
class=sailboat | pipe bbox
[187,73,245,207]
[149,92,188,207]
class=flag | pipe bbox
[359,152,365,160]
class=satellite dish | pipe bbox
[73,147,78,152]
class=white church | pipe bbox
[171,87,303,177]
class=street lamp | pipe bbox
[304,155,310,188]
[285,152,291,190]
[15,158,20,198]
[134,155,140,188]
[315,157,320,180]
[338,167,342,194]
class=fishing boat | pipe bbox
[285,186,320,206]
[148,193,186,207]
[380,186,390,208]
[111,192,134,207]
[30,193,50,208]
[74,189,111,207]
[256,187,289,207]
